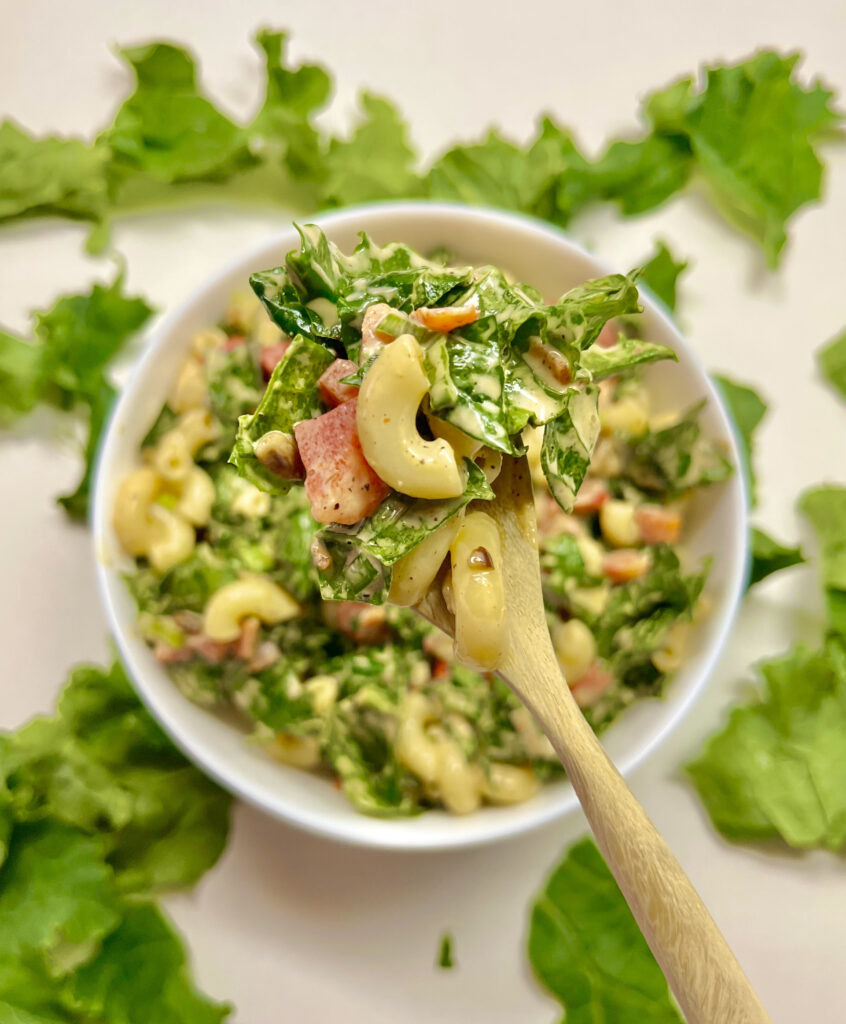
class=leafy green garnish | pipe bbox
[749,527,804,589]
[0,275,153,518]
[646,52,840,266]
[103,43,255,189]
[818,327,846,400]
[688,641,846,849]
[436,932,455,970]
[0,120,110,226]
[712,375,767,507]
[799,486,846,636]
[0,659,231,893]
[320,93,422,207]
[529,837,684,1022]
[0,659,232,1021]
[638,240,688,312]
[229,334,333,492]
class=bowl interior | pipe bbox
[93,202,747,850]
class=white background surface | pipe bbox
[2,2,845,1021]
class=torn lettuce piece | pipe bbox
[818,327,846,401]
[687,641,846,849]
[624,401,733,497]
[799,486,846,637]
[529,837,684,1023]
[581,337,677,381]
[229,334,333,493]
[315,460,493,602]
[712,374,767,507]
[638,240,689,312]
[0,120,110,225]
[540,385,600,512]
[748,527,804,589]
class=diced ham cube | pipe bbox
[602,548,652,584]
[323,601,389,645]
[154,641,194,664]
[318,359,359,407]
[636,505,682,545]
[186,634,235,663]
[260,340,291,379]
[223,334,247,352]
[570,662,615,708]
[573,479,610,515]
[411,304,479,332]
[294,399,390,525]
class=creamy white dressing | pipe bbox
[306,297,339,327]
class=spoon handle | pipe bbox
[524,672,771,1024]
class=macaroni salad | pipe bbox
[114,229,731,816]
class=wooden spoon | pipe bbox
[416,455,771,1024]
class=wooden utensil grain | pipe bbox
[416,455,770,1024]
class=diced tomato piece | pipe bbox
[573,479,610,515]
[570,662,615,708]
[323,601,389,644]
[318,359,359,407]
[602,548,652,584]
[432,658,450,680]
[596,322,619,349]
[260,340,291,379]
[294,399,391,525]
[635,504,682,545]
[223,334,247,352]
[411,304,479,332]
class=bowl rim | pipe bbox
[93,200,749,850]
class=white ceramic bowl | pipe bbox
[93,202,748,850]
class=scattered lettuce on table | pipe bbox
[0,658,232,1021]
[529,837,684,1023]
[688,485,846,851]
[818,327,846,400]
[0,274,153,518]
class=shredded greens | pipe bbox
[0,658,232,1021]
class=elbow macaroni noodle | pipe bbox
[356,334,466,499]
[203,575,300,642]
[450,511,507,670]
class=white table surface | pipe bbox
[2,2,845,1021]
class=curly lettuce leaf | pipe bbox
[65,903,230,1024]
[0,822,121,979]
[688,641,846,849]
[818,327,846,400]
[541,386,600,512]
[0,660,232,894]
[529,837,684,1024]
[319,93,422,207]
[315,460,493,602]
[0,328,42,425]
[229,334,334,493]
[103,43,255,189]
[638,240,688,312]
[0,120,110,225]
[646,52,840,266]
[248,29,331,182]
[583,133,693,216]
[799,486,846,637]
[712,374,767,507]
[749,527,804,589]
